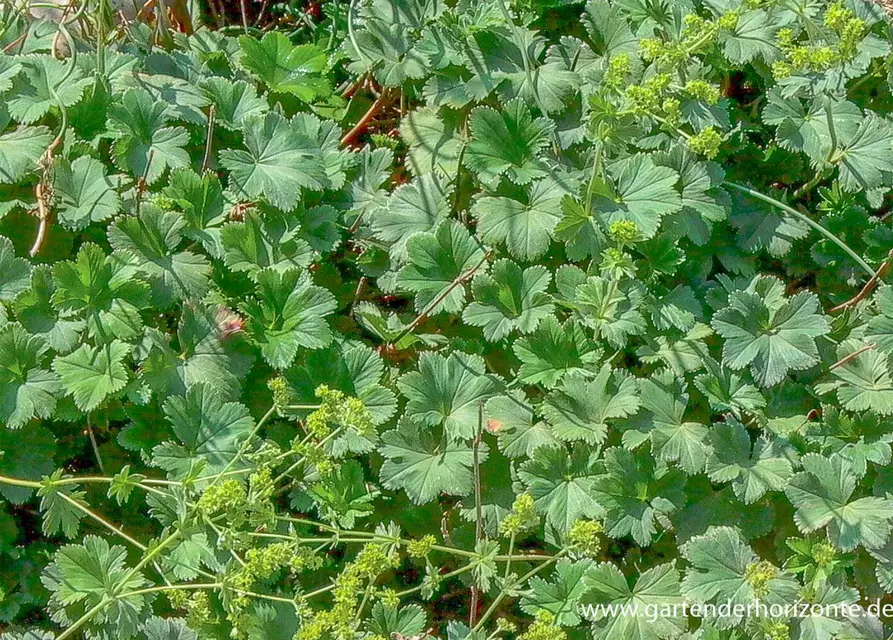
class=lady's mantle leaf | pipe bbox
[521,558,593,626]
[0,122,52,185]
[462,260,554,342]
[706,420,794,504]
[238,33,331,101]
[582,562,686,640]
[155,382,255,478]
[593,154,681,239]
[465,99,554,186]
[42,536,150,640]
[220,112,328,212]
[397,220,487,315]
[512,316,602,388]
[712,275,830,387]
[818,341,893,416]
[542,368,638,447]
[785,453,893,551]
[52,340,130,412]
[397,351,496,442]
[241,268,337,369]
[518,444,603,535]
[108,207,211,306]
[379,420,483,505]
[591,447,686,546]
[108,88,190,184]
[0,324,59,428]
[52,156,120,231]
[680,526,798,628]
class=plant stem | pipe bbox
[473,550,566,632]
[724,182,877,280]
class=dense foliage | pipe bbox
[1,0,893,639]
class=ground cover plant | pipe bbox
[0,0,893,638]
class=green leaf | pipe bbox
[38,471,87,539]
[462,259,553,342]
[396,220,487,315]
[465,99,554,186]
[519,444,603,535]
[397,351,496,442]
[51,243,149,341]
[43,536,150,640]
[52,340,130,412]
[220,112,328,211]
[487,391,557,459]
[680,526,798,627]
[593,155,681,239]
[512,316,602,388]
[0,324,59,428]
[591,447,686,546]
[7,56,91,124]
[623,371,709,475]
[220,207,314,278]
[521,558,593,626]
[156,382,255,477]
[0,123,52,184]
[108,207,211,306]
[379,419,482,504]
[52,156,120,230]
[542,367,638,447]
[706,420,794,504]
[785,453,893,551]
[835,114,893,193]
[141,617,198,640]
[241,268,336,369]
[582,563,686,640]
[201,76,268,131]
[473,178,570,261]
[238,33,330,100]
[372,174,452,260]
[719,9,780,64]
[109,88,190,184]
[400,107,464,176]
[818,341,893,415]
[368,602,427,638]
[712,275,830,387]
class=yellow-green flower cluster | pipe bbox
[825,1,866,58]
[197,479,247,517]
[812,541,835,567]
[187,591,212,627]
[608,220,640,245]
[765,620,790,640]
[268,376,291,408]
[603,53,631,91]
[306,385,374,439]
[499,493,539,536]
[230,542,323,593]
[567,519,604,557]
[687,127,723,159]
[684,80,721,104]
[625,74,671,116]
[377,588,400,608]
[519,611,566,640]
[407,534,437,558]
[744,560,777,598]
[497,619,517,633]
[294,544,399,640]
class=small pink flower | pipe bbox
[215,307,244,339]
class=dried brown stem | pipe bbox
[830,249,893,313]
[829,343,877,371]
[341,88,392,147]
